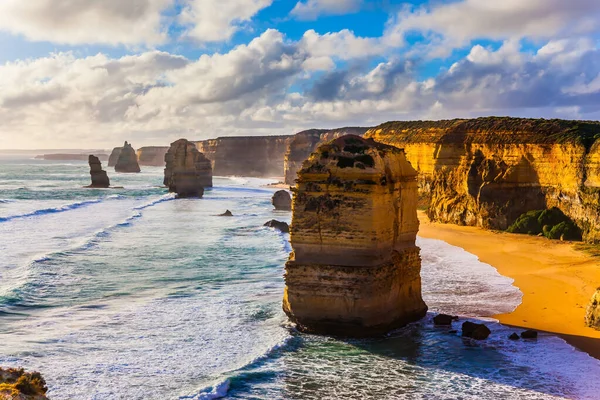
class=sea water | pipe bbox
[1,155,599,400]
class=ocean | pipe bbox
[1,155,600,400]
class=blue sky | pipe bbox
[0,0,599,148]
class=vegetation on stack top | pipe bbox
[368,117,600,150]
[507,207,583,241]
[0,367,48,399]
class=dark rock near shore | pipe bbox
[272,190,292,211]
[462,321,491,340]
[115,141,141,173]
[521,330,538,339]
[164,139,213,198]
[219,210,233,217]
[433,314,458,326]
[88,155,110,188]
[264,220,289,233]
[509,333,520,340]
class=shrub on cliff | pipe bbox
[507,207,582,241]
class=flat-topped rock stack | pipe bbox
[164,139,213,198]
[283,135,427,336]
[114,141,141,173]
[88,155,110,188]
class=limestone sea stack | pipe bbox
[88,155,110,188]
[114,141,141,173]
[585,289,600,330]
[164,139,213,198]
[272,190,292,210]
[283,135,427,336]
[108,147,122,167]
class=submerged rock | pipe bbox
[88,155,110,188]
[585,289,600,330]
[164,139,213,198]
[219,210,233,217]
[115,141,141,173]
[509,333,520,340]
[462,321,491,340]
[264,220,290,233]
[283,135,427,337]
[0,367,49,400]
[272,190,292,211]
[521,330,538,339]
[433,314,458,326]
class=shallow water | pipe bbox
[0,156,599,400]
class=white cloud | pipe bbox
[0,0,173,46]
[291,0,361,20]
[179,0,272,42]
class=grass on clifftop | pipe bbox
[507,207,583,241]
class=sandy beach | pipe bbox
[418,211,600,360]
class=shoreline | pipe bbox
[417,211,600,360]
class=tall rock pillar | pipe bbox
[164,139,213,198]
[283,135,427,336]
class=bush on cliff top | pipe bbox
[507,207,582,241]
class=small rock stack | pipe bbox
[272,190,292,210]
[88,155,110,188]
[115,141,141,173]
[164,139,213,198]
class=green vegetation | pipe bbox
[507,207,582,241]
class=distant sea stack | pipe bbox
[137,146,169,167]
[284,127,370,185]
[283,135,427,336]
[272,190,292,211]
[365,117,600,242]
[164,139,213,198]
[196,136,292,177]
[114,142,141,173]
[108,147,122,167]
[88,155,110,188]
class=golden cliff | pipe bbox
[365,117,600,242]
[196,136,292,177]
[283,135,427,336]
[284,127,370,185]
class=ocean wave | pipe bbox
[0,195,125,223]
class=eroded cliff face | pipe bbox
[196,136,292,177]
[137,146,169,167]
[365,118,600,242]
[284,127,370,185]
[283,135,427,336]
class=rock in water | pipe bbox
[462,321,491,340]
[283,135,428,337]
[264,220,290,233]
[88,155,110,188]
[509,333,520,340]
[521,330,538,339]
[272,190,292,210]
[433,314,457,326]
[114,141,141,173]
[164,139,213,198]
[0,367,49,399]
[108,147,122,167]
[585,289,600,330]
[219,210,233,217]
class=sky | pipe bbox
[1,0,600,149]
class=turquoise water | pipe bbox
[1,155,600,400]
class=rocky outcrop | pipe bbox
[108,147,122,167]
[283,135,427,337]
[284,127,370,185]
[0,368,48,400]
[462,321,491,340]
[136,146,169,167]
[365,117,600,242]
[585,289,600,330]
[164,139,213,197]
[272,190,292,211]
[264,220,290,233]
[88,155,110,188]
[114,142,141,173]
[196,136,292,177]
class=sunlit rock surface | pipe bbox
[585,289,600,330]
[366,117,600,242]
[0,368,48,400]
[283,135,427,336]
[164,139,213,198]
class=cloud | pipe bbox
[291,0,362,20]
[179,0,273,42]
[385,0,600,56]
[0,0,173,46]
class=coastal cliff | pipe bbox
[137,146,169,167]
[196,136,292,177]
[365,117,600,242]
[284,127,370,185]
[283,135,427,336]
